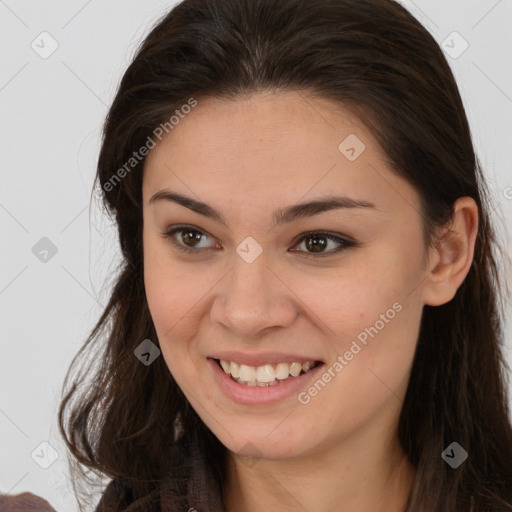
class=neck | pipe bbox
[223,419,415,512]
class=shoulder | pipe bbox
[94,438,199,511]
[0,492,58,511]
[94,478,134,511]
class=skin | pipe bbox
[142,91,478,512]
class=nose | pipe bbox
[209,251,298,338]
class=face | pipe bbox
[142,91,431,461]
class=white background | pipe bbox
[1,1,511,510]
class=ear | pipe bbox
[422,196,479,307]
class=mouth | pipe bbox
[212,358,322,387]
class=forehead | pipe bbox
[144,90,375,171]
[142,91,417,219]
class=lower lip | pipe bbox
[208,358,324,405]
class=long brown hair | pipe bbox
[58,0,512,510]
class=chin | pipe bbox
[207,420,316,461]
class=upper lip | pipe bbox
[208,351,324,367]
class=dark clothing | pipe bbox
[94,443,223,511]
[0,440,223,512]
[0,492,58,512]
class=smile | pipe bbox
[215,359,318,387]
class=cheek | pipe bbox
[143,244,218,384]
[143,237,204,333]
[293,271,420,439]
[286,247,423,389]
[144,245,191,368]
[144,273,200,396]
[144,252,177,333]
[287,254,417,341]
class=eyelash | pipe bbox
[161,224,356,258]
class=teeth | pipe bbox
[256,364,275,383]
[230,361,240,378]
[275,362,290,380]
[302,361,314,372]
[239,364,257,382]
[218,359,317,385]
[236,378,280,387]
[289,362,302,377]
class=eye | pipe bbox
[162,225,356,257]
[290,231,356,258]
[162,225,219,254]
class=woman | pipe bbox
[5,0,512,510]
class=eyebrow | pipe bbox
[149,190,376,228]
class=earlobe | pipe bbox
[422,197,479,307]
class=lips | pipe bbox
[206,352,325,405]
[208,351,324,368]
[214,358,318,386]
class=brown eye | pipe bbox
[180,229,204,247]
[303,234,328,252]
[162,225,356,258]
[162,225,218,254]
[291,231,355,257]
